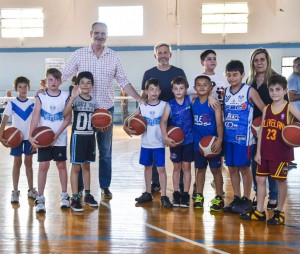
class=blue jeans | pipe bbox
[96,107,114,189]
[251,144,278,200]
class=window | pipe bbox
[282,57,296,78]
[98,6,143,36]
[201,3,248,34]
[0,8,43,38]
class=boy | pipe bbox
[28,68,71,213]
[160,76,194,207]
[63,71,99,212]
[124,78,173,208]
[223,60,265,214]
[0,77,37,203]
[192,75,224,211]
[241,75,300,225]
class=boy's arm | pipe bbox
[289,103,300,122]
[254,107,266,165]
[249,88,266,112]
[211,104,223,153]
[28,98,42,148]
[0,115,9,146]
[123,107,141,136]
[160,104,175,147]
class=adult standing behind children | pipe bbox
[61,22,144,200]
[141,42,187,194]
[288,57,300,111]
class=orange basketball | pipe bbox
[199,135,219,158]
[32,126,55,147]
[2,127,23,148]
[167,126,184,146]
[91,109,112,129]
[251,116,262,137]
[128,115,147,135]
[282,122,300,147]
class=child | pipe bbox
[0,77,37,203]
[63,71,99,212]
[191,75,224,211]
[160,76,194,207]
[241,75,300,225]
[28,68,71,213]
[124,78,173,208]
[223,60,265,214]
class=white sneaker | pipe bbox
[60,192,70,208]
[11,190,20,203]
[28,188,38,199]
[35,195,46,213]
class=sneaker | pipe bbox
[172,191,181,207]
[135,192,153,203]
[192,183,197,200]
[60,192,70,208]
[223,196,241,213]
[101,188,113,199]
[35,195,46,213]
[28,188,38,199]
[84,194,98,207]
[160,196,173,208]
[193,193,204,209]
[252,197,257,209]
[180,192,190,208]
[240,209,266,221]
[71,198,84,212]
[267,210,285,225]
[11,190,20,203]
[267,199,277,210]
[151,184,161,195]
[210,196,224,212]
[231,196,252,214]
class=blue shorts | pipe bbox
[11,140,35,156]
[224,142,252,167]
[194,149,222,169]
[139,147,165,167]
[170,143,194,163]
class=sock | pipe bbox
[85,190,90,196]
[72,194,79,200]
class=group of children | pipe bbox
[124,59,299,226]
[0,68,99,213]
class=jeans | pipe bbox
[96,107,114,189]
[152,165,160,187]
[251,144,278,200]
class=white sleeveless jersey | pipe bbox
[37,90,69,146]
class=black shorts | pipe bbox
[70,133,96,164]
[38,146,67,162]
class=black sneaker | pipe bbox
[192,183,197,200]
[223,196,241,213]
[84,194,98,207]
[267,210,285,225]
[240,209,266,221]
[71,198,84,212]
[180,192,190,208]
[135,192,153,203]
[160,196,173,208]
[267,200,277,210]
[172,191,181,207]
[231,196,252,214]
[101,188,112,199]
[151,184,161,195]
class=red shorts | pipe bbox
[256,160,289,179]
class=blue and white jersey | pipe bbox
[3,97,34,140]
[140,101,166,149]
[224,84,254,145]
[37,90,69,146]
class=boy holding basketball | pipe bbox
[0,76,37,204]
[63,71,99,212]
[191,75,224,211]
[241,75,300,225]
[123,78,173,208]
[29,68,71,213]
[223,60,265,215]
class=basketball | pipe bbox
[251,116,262,137]
[2,127,23,148]
[32,126,55,147]
[91,109,112,129]
[199,135,219,158]
[167,126,184,146]
[128,115,147,135]
[282,122,300,147]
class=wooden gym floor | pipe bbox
[0,126,300,254]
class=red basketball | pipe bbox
[91,109,112,129]
[2,127,23,148]
[282,122,300,147]
[251,116,262,137]
[167,126,184,146]
[199,135,219,158]
[128,115,147,135]
[32,126,55,147]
